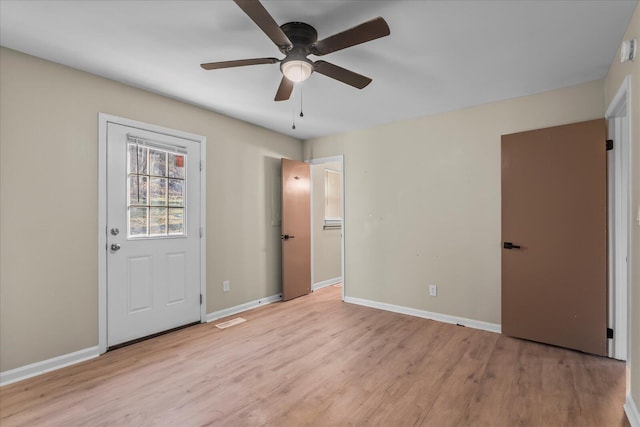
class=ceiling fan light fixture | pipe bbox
[281,59,313,83]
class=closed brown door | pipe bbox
[281,158,311,301]
[501,119,607,356]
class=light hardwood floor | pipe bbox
[0,285,628,426]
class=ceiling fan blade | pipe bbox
[200,58,279,70]
[313,60,372,89]
[312,17,390,56]
[233,0,292,49]
[275,76,294,101]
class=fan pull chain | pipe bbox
[292,93,296,130]
[299,84,304,118]
[291,82,306,130]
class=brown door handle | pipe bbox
[281,234,295,240]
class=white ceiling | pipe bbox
[0,0,637,140]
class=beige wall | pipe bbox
[311,161,342,284]
[0,47,302,372]
[605,3,640,409]
[304,80,605,325]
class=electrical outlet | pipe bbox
[223,280,230,292]
[429,284,437,297]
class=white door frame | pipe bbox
[605,75,631,362]
[98,113,206,354]
[308,155,345,301]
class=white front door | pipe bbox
[106,122,202,347]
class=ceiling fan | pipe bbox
[201,0,390,101]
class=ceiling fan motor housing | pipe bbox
[279,22,318,54]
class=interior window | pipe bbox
[324,168,342,229]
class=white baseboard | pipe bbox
[0,346,100,387]
[344,296,501,334]
[626,393,640,427]
[312,276,342,291]
[206,293,282,323]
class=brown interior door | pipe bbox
[281,158,311,301]
[501,118,607,356]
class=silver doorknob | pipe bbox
[111,243,121,251]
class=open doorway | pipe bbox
[309,156,345,300]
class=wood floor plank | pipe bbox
[416,328,500,427]
[0,286,628,426]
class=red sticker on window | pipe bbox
[175,156,184,167]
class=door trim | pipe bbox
[605,75,631,362]
[98,113,206,354]
[308,155,345,301]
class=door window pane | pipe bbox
[168,179,184,207]
[169,153,185,179]
[128,145,148,175]
[168,208,184,235]
[149,177,167,206]
[129,176,148,205]
[150,207,168,236]
[127,142,186,238]
[149,149,166,177]
[129,207,148,236]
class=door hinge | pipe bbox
[200,294,203,305]
[607,328,614,339]
[200,160,202,171]
[606,139,614,151]
[200,227,203,238]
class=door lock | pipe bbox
[110,227,120,236]
[111,243,121,251]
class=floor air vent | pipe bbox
[215,317,246,329]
